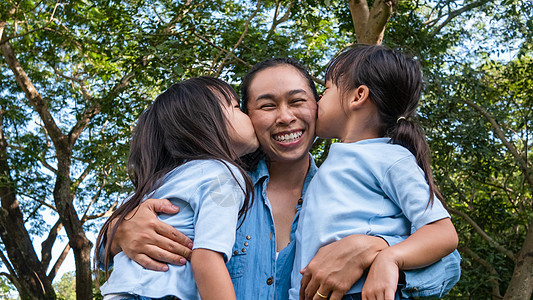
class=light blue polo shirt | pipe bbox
[101,159,245,299]
[289,138,452,299]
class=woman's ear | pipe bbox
[348,85,370,111]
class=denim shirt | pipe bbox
[227,157,318,300]
[227,155,460,300]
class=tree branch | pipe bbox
[267,0,296,36]
[0,254,22,293]
[19,192,57,212]
[51,65,91,100]
[0,111,54,297]
[159,0,198,35]
[67,70,135,147]
[23,202,43,223]
[71,163,92,193]
[0,30,65,146]
[460,245,502,299]
[195,33,253,68]
[0,0,60,46]
[80,184,103,222]
[461,98,533,190]
[47,243,70,281]
[39,157,58,174]
[0,250,17,283]
[428,0,489,37]
[348,0,370,42]
[215,1,262,75]
[448,207,516,261]
[41,219,63,270]
[83,201,117,222]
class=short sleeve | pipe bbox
[373,234,407,246]
[381,156,450,231]
[189,161,246,262]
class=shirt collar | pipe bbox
[248,154,318,188]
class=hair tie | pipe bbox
[396,116,407,123]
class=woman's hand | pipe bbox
[299,234,388,300]
[109,198,193,271]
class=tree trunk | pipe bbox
[347,0,397,45]
[54,147,93,300]
[0,115,56,299]
[1,28,94,299]
[504,220,533,299]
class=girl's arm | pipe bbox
[191,249,236,300]
[362,218,458,300]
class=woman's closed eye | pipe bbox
[260,103,276,110]
[291,98,306,104]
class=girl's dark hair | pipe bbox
[239,58,319,169]
[325,44,443,206]
[94,76,254,277]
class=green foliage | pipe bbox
[0,277,16,300]
[421,34,533,298]
[1,0,531,298]
[54,272,76,300]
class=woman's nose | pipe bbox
[277,105,296,125]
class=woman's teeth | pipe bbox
[274,131,303,143]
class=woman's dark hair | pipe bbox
[239,58,319,169]
[325,44,443,206]
[94,76,254,277]
[241,58,319,112]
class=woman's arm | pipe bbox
[362,218,458,300]
[299,234,388,300]
[191,249,236,300]
[107,198,193,271]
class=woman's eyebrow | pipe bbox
[255,89,308,101]
[286,89,308,97]
[255,93,275,101]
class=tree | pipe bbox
[0,0,531,299]
[0,0,166,298]
[425,53,533,299]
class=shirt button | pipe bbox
[266,277,273,285]
[244,242,249,246]
[246,235,251,240]
[234,250,239,255]
[242,248,247,253]
[298,198,303,205]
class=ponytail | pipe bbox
[389,116,443,206]
[325,44,444,207]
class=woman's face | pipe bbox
[245,65,317,164]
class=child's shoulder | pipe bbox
[165,159,242,184]
[332,138,413,161]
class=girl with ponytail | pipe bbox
[290,45,459,300]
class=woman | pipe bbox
[105,58,460,300]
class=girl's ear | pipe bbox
[348,85,370,111]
